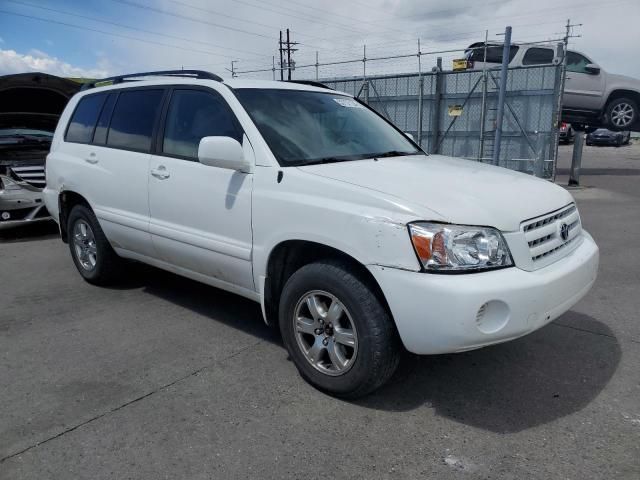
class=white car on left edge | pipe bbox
[44,71,598,398]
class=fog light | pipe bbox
[1,212,10,220]
[475,300,510,334]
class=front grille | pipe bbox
[522,204,581,267]
[10,165,46,188]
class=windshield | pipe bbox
[234,89,423,166]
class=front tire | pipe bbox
[67,205,123,285]
[279,261,400,399]
[605,97,637,130]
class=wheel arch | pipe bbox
[58,190,92,243]
[262,239,393,327]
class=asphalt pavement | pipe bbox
[1,143,639,479]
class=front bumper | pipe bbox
[369,231,599,355]
[586,137,618,145]
[0,182,50,230]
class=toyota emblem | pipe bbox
[560,222,570,241]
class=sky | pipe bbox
[0,0,639,81]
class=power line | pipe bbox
[0,9,266,63]
[110,0,275,39]
[5,0,271,60]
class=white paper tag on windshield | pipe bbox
[334,97,364,108]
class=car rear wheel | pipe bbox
[279,261,400,398]
[606,97,637,130]
[67,204,123,285]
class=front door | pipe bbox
[563,51,605,112]
[148,87,254,292]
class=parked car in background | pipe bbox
[0,73,80,229]
[465,42,640,132]
[44,71,598,398]
[559,122,575,144]
[586,128,631,146]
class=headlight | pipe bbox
[409,222,513,272]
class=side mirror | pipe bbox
[198,136,250,173]
[404,132,415,141]
[585,63,601,75]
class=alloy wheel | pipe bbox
[293,290,358,376]
[72,219,98,271]
[611,102,635,128]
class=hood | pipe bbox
[606,72,640,90]
[297,154,574,232]
[0,72,81,131]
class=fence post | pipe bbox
[551,42,566,181]
[478,30,489,161]
[430,57,443,154]
[417,39,424,147]
[315,51,319,81]
[534,131,545,178]
[492,25,512,166]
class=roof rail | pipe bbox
[285,80,333,90]
[80,70,222,90]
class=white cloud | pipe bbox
[0,48,108,78]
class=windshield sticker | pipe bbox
[334,98,364,108]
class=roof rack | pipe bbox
[285,80,333,90]
[81,70,222,90]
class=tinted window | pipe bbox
[567,52,592,74]
[66,94,107,143]
[92,93,117,145]
[107,89,163,152]
[467,43,519,63]
[522,47,554,65]
[162,89,241,159]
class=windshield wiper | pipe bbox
[299,156,360,166]
[370,150,421,158]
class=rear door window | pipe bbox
[522,47,554,65]
[162,89,242,160]
[92,93,117,145]
[107,89,164,152]
[65,93,107,143]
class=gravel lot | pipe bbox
[1,143,639,479]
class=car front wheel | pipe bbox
[606,97,637,130]
[279,261,400,398]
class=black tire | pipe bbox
[279,261,400,399]
[67,204,123,285]
[605,97,638,131]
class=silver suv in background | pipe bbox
[465,42,640,132]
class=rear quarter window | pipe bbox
[107,89,164,152]
[65,93,107,143]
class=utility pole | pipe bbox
[226,60,238,78]
[278,31,284,81]
[278,29,298,81]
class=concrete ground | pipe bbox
[1,143,639,479]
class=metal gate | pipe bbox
[322,62,563,179]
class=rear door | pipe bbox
[563,51,605,111]
[67,87,165,257]
[148,87,254,292]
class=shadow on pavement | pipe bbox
[0,220,59,243]
[125,266,620,434]
[358,312,620,433]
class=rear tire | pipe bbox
[67,205,123,285]
[279,261,400,399]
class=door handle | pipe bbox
[150,165,170,179]
[85,152,98,164]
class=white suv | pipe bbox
[44,71,599,398]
